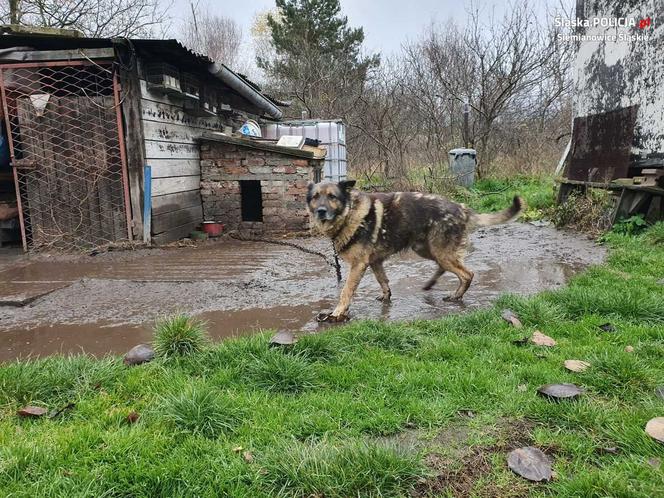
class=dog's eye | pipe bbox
[328,194,337,200]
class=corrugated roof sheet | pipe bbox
[0,31,285,113]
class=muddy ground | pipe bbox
[0,223,605,361]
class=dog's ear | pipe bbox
[306,182,315,202]
[339,179,356,192]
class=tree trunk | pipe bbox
[9,0,20,24]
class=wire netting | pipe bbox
[0,61,130,251]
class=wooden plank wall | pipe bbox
[139,79,232,243]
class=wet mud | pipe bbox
[0,224,605,361]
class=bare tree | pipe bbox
[180,3,243,68]
[351,58,421,183]
[402,0,572,178]
[2,0,171,38]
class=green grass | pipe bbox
[454,175,557,219]
[1,223,663,496]
[153,314,209,358]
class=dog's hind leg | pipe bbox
[422,267,445,290]
[440,257,474,301]
[428,244,474,300]
[370,261,391,301]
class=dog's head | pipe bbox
[306,180,356,226]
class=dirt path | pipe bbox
[0,223,605,361]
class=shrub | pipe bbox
[644,221,664,246]
[549,189,613,236]
[153,314,208,358]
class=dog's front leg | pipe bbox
[325,262,368,321]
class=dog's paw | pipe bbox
[316,312,350,323]
[376,293,391,302]
[422,282,434,291]
[443,295,463,302]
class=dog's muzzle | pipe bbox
[316,207,334,221]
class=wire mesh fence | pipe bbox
[0,61,130,252]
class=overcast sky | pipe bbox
[170,0,570,57]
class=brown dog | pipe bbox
[307,180,524,322]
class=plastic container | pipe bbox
[448,148,477,187]
[262,119,347,181]
[202,221,224,237]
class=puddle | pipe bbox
[0,224,605,361]
[0,304,322,362]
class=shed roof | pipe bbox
[0,30,283,118]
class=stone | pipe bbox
[269,330,297,347]
[124,344,155,366]
[507,446,553,482]
[537,383,585,400]
[655,386,664,400]
[501,309,523,328]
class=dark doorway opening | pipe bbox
[240,180,263,222]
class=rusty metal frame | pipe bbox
[0,69,27,251]
[0,58,133,249]
[113,71,133,240]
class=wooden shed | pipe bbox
[0,30,284,250]
[557,1,663,223]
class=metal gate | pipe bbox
[0,60,131,251]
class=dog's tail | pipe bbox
[470,196,525,227]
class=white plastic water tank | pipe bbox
[262,119,347,182]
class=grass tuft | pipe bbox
[495,294,566,327]
[160,384,241,438]
[245,350,319,393]
[153,314,208,358]
[262,439,423,497]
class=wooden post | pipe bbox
[119,66,147,240]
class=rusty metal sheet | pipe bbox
[568,105,638,182]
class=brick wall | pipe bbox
[200,141,322,234]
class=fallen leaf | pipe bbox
[597,446,619,455]
[648,457,661,469]
[501,309,523,328]
[645,417,664,443]
[17,406,48,418]
[531,331,556,347]
[564,360,590,373]
[232,446,243,453]
[243,451,254,463]
[517,384,528,392]
[269,330,297,347]
[457,409,475,418]
[598,323,616,333]
[507,446,552,482]
[126,411,140,424]
[624,345,634,353]
[537,383,585,400]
